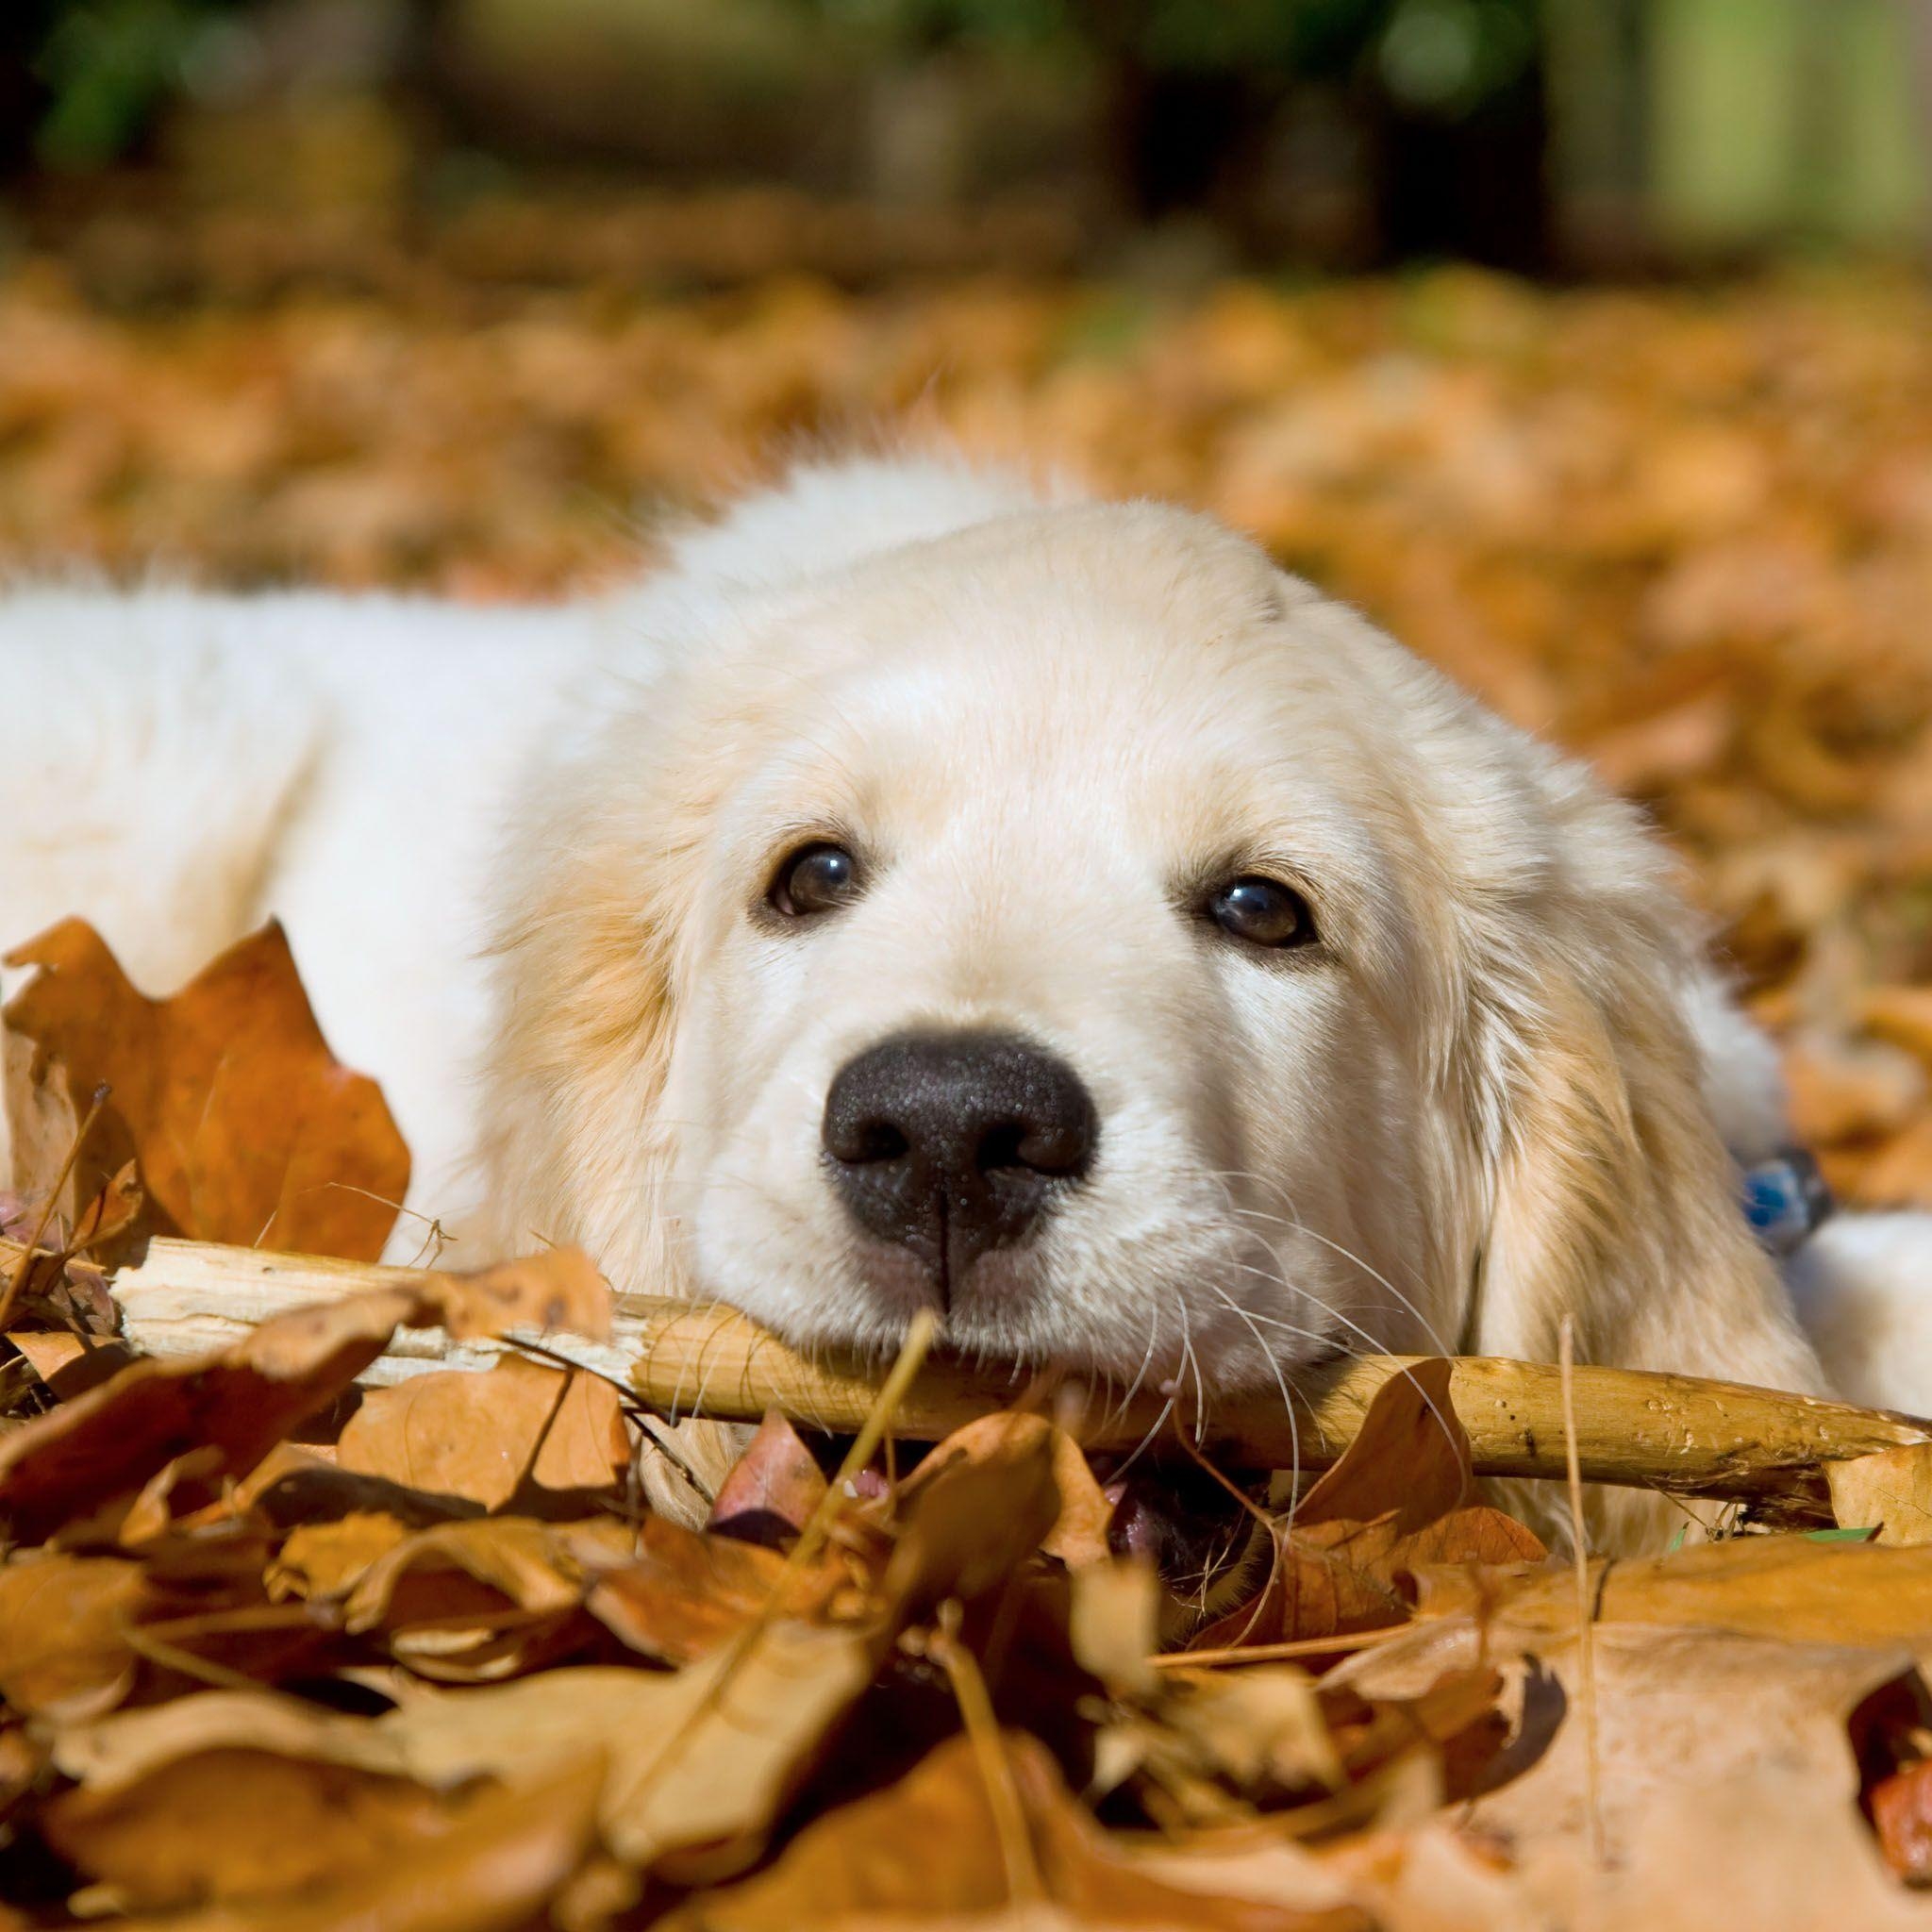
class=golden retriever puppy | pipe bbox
[4,455,1926,1558]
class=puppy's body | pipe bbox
[5,456,1927,1552]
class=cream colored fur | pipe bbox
[3,454,1926,1552]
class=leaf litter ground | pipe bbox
[2,179,1932,1927]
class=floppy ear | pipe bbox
[1458,785,1828,1547]
[473,748,752,1517]
[474,824,684,1279]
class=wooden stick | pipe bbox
[40,1235,1932,1510]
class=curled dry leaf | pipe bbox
[341,1516,629,1681]
[381,1632,875,1874]
[0,1552,147,1719]
[337,1356,630,1511]
[5,1330,138,1399]
[1191,1361,1545,1653]
[41,1747,466,1911]
[137,1752,607,1932]
[1330,1590,1930,1902]
[879,1412,1081,1620]
[2,919,409,1259]
[0,1018,82,1236]
[0,1246,608,1542]
[54,1614,873,1882]
[1406,1530,1932,1648]
[586,1513,845,1666]
[267,1510,412,1602]
[708,1409,828,1548]
[1827,1441,1932,1547]
[69,1159,144,1260]
[651,1728,1374,1932]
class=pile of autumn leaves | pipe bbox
[3,923,1932,1929]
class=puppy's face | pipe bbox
[645,507,1474,1396]
[487,489,1814,1558]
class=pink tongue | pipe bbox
[1101,1479,1162,1557]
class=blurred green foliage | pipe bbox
[22,0,245,168]
[801,0,1538,116]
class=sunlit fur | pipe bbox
[4,454,1927,1553]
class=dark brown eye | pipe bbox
[1207,875,1316,950]
[769,842,861,918]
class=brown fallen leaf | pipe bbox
[5,1330,139,1400]
[651,1728,1373,1931]
[879,1412,1078,1621]
[267,1510,413,1601]
[1861,986,1932,1071]
[337,1356,630,1510]
[1191,1361,1544,1652]
[3,918,409,1259]
[0,1248,609,1542]
[1,1019,83,1237]
[342,1516,617,1681]
[1783,1035,1926,1151]
[1857,1114,1932,1208]
[0,1551,147,1719]
[1828,1441,1932,1547]
[708,1409,828,1549]
[128,1752,606,1932]
[1332,1616,1928,1928]
[48,1630,861,1885]
[1407,1532,1932,1647]
[68,1159,145,1262]
[41,1746,464,1910]
[1068,1558,1162,1697]
[379,1631,875,1874]
[587,1513,844,1666]
[416,1249,613,1343]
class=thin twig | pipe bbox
[930,1599,1045,1907]
[1149,1624,1410,1670]
[1560,1314,1607,1867]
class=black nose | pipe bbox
[822,1030,1098,1299]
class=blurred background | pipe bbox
[6,0,1932,1205]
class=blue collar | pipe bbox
[1742,1146,1833,1256]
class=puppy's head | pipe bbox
[482,495,1816,1471]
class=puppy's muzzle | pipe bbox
[821,1030,1097,1305]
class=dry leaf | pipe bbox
[2,919,408,1258]
[651,1728,1373,1931]
[0,1552,147,1718]
[708,1409,828,1548]
[1407,1531,1932,1647]
[0,1248,608,1541]
[1192,1361,1544,1652]
[342,1516,606,1680]
[382,1630,875,1873]
[0,1022,82,1241]
[41,1747,463,1910]
[337,1356,629,1510]
[268,1511,412,1601]
[880,1412,1073,1620]
[140,1753,606,1932]
[1068,1560,1161,1697]
[587,1514,841,1665]
[1828,1442,1932,1547]
[1333,1613,1918,1906]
